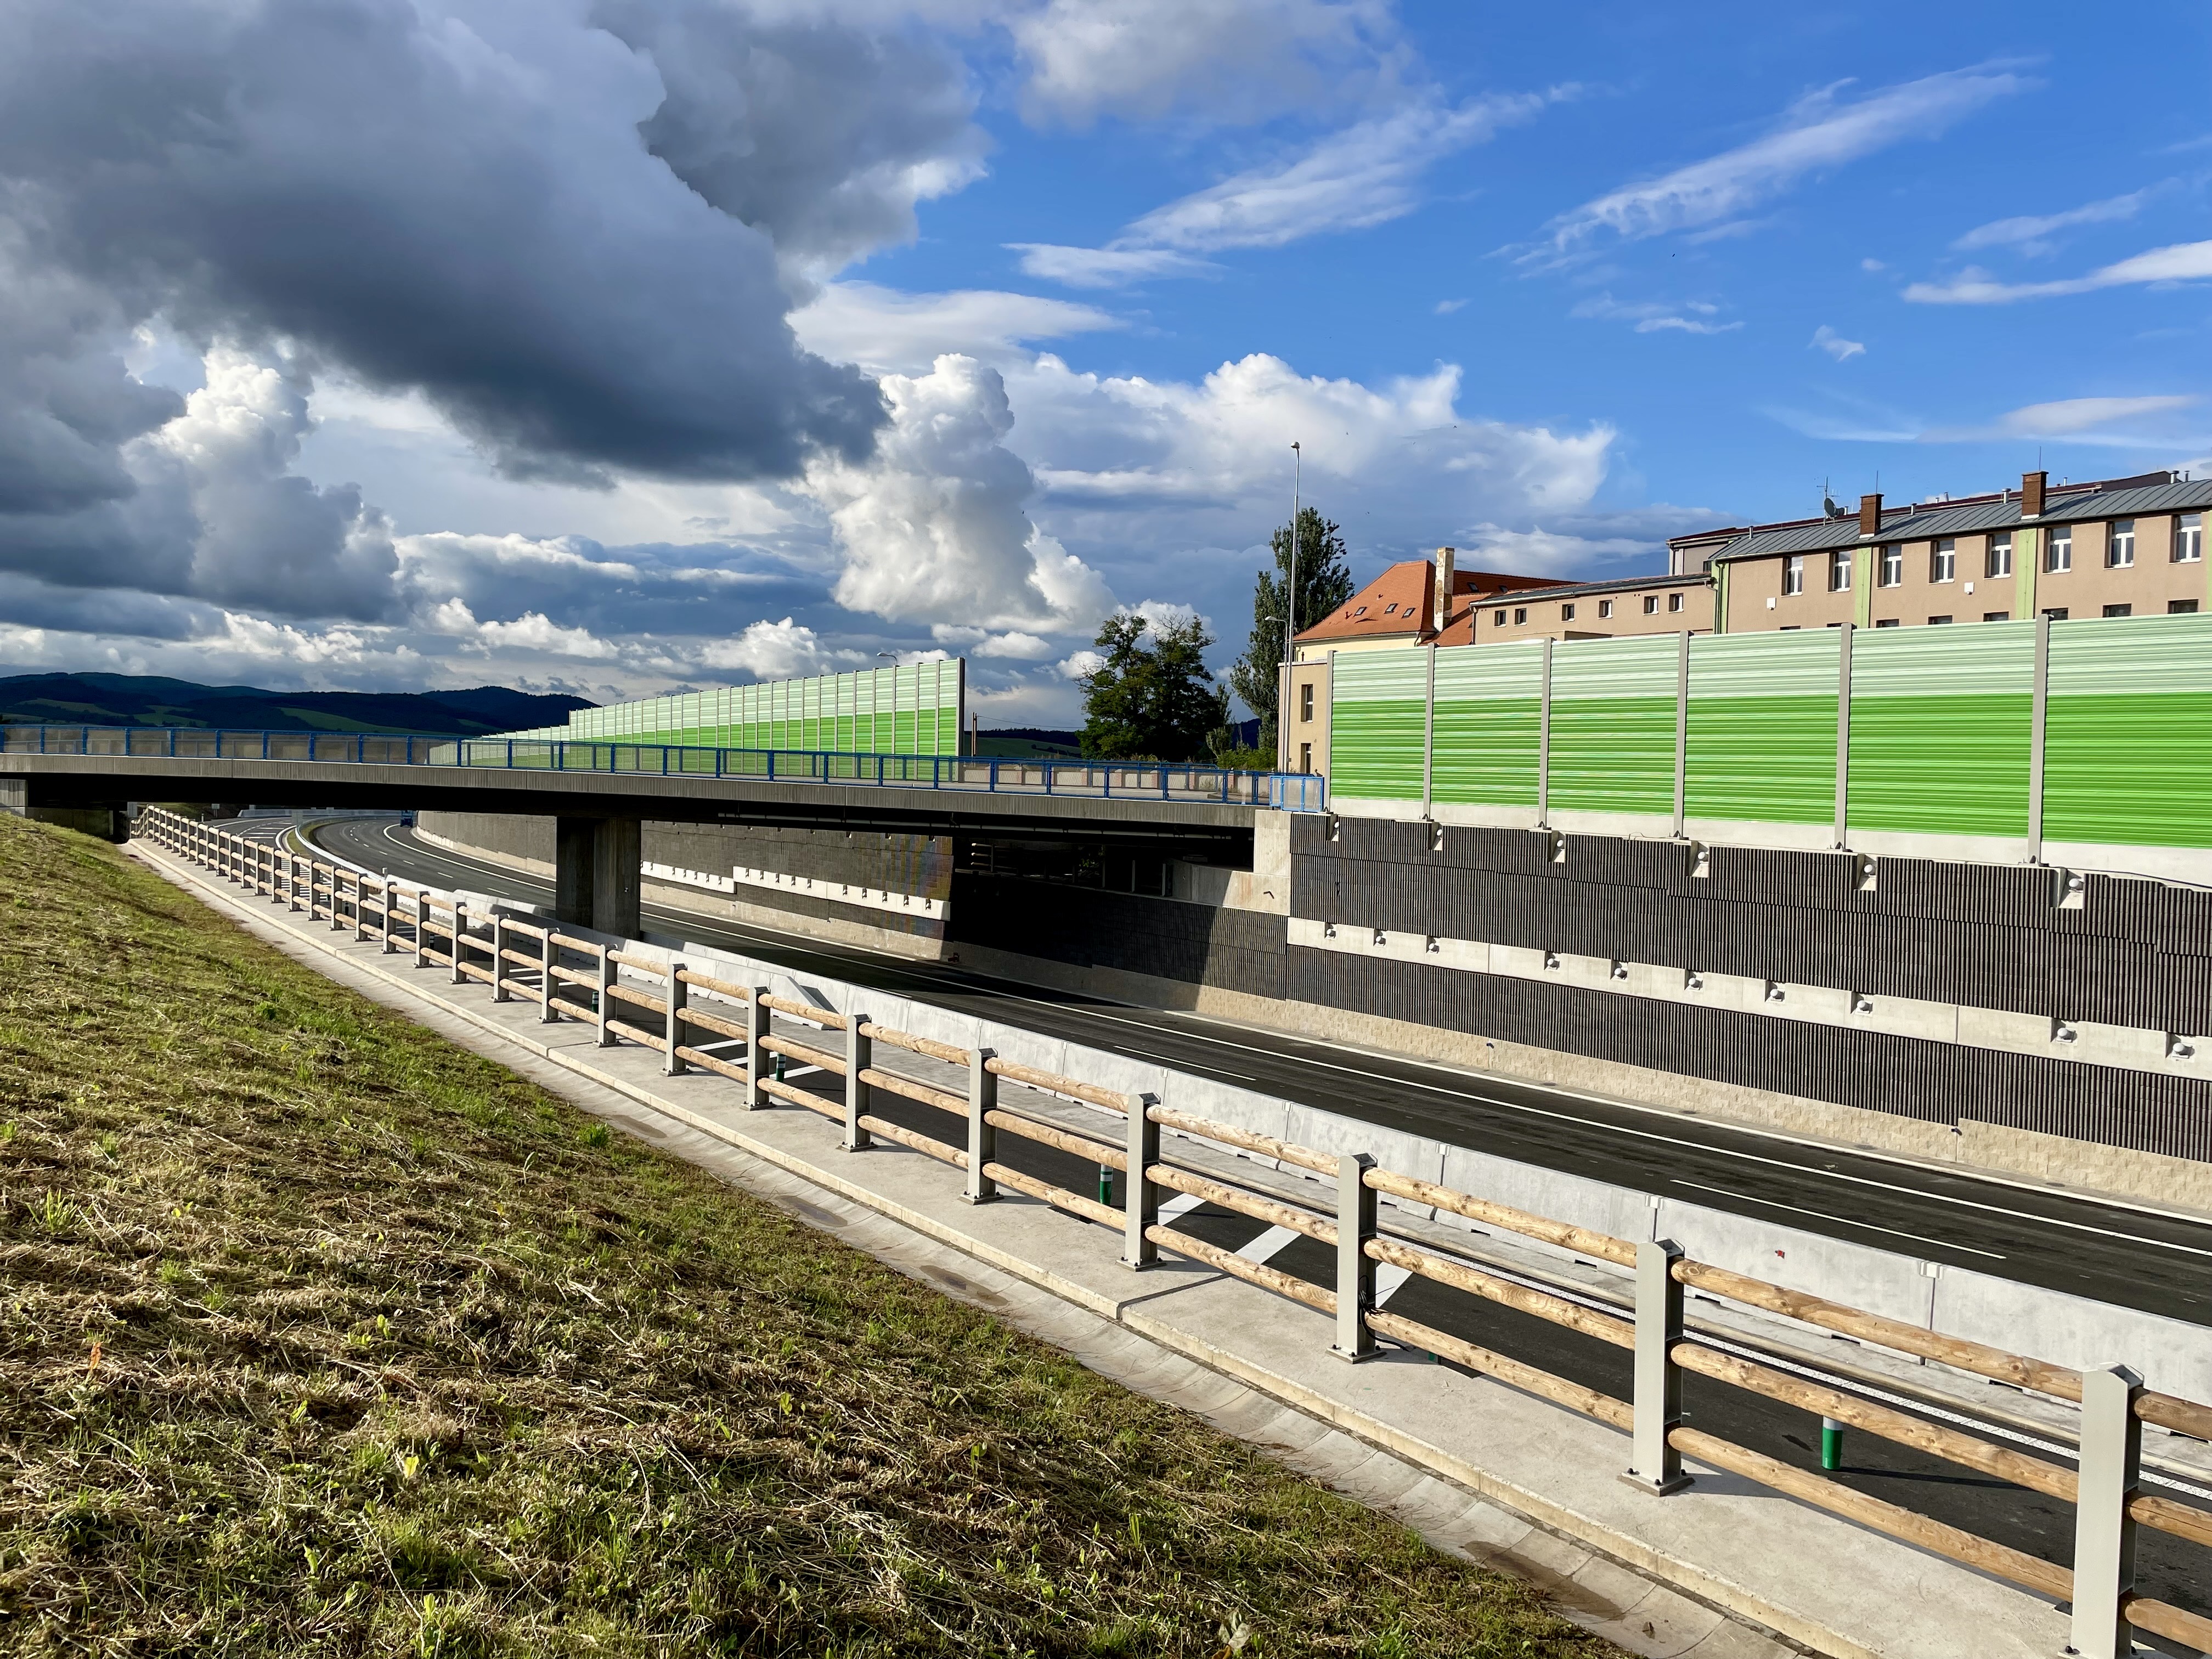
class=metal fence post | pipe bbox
[1536,636,1554,830]
[410,891,427,968]
[843,1013,872,1150]
[491,913,510,1002]
[1623,1238,1691,1494]
[539,928,560,1023]
[1334,1153,1378,1361]
[964,1048,997,1203]
[743,987,771,1109]
[1122,1093,1158,1268]
[450,901,467,981]
[380,872,396,953]
[353,872,370,941]
[663,961,687,1076]
[2028,611,2051,866]
[595,948,615,1047]
[2070,1363,2145,1659]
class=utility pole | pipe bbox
[1284,441,1302,667]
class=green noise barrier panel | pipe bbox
[1322,612,2212,861]
[498,660,966,756]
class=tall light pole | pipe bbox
[1283,441,1301,668]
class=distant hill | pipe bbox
[0,673,594,736]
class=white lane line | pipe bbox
[1160,1192,1206,1221]
[1234,1225,1301,1265]
[343,826,2211,1262]
[778,1064,823,1081]
[1115,1045,1255,1081]
[1671,1179,2006,1261]
[1375,1263,1414,1305]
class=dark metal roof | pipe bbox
[1481,570,1711,603]
[1708,479,2212,565]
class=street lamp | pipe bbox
[1283,441,1301,668]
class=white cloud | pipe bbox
[1056,648,1107,679]
[792,281,1121,373]
[1006,244,1221,287]
[1434,297,1468,315]
[1527,65,2029,265]
[1859,257,1886,272]
[1770,393,2198,446]
[1811,324,1865,360]
[1571,293,1739,335]
[697,617,862,679]
[1951,189,2148,253]
[805,353,1118,628]
[974,630,1056,657]
[475,612,617,658]
[1008,0,1397,129]
[1903,239,2212,304]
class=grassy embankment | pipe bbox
[0,815,1620,1656]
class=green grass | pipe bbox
[0,815,1620,1657]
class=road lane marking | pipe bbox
[1233,1225,1301,1265]
[1670,1180,2006,1260]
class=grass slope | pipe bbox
[0,817,1619,1658]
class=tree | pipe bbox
[1227,507,1353,737]
[1079,612,1223,761]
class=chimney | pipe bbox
[1431,546,1456,633]
[2021,470,2046,519]
[1858,493,1883,537]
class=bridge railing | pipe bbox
[0,724,1327,811]
[134,803,2212,1659]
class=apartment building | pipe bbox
[1454,569,1715,642]
[1678,470,2210,631]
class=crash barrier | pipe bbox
[143,806,2212,1659]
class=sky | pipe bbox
[2,1,2209,726]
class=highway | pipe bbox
[291,814,2212,1335]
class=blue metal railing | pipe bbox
[0,724,1329,812]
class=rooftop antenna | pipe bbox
[1822,476,1842,518]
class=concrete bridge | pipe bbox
[1,725,1316,933]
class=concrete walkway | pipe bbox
[134,839,2146,1659]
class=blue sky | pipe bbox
[3,0,2208,721]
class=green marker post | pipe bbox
[1820,1417,1845,1471]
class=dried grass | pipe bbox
[0,816,1620,1657]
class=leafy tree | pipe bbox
[1228,507,1353,736]
[1079,612,1223,761]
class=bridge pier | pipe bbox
[555,815,640,938]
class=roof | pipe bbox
[1695,475,2212,567]
[1294,558,1566,646]
[1429,569,1708,646]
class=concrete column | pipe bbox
[555,816,642,938]
[663,961,686,1076]
[1333,1152,1378,1362]
[1623,1238,1692,1494]
[743,988,771,1109]
[1122,1093,1159,1269]
[843,1013,872,1151]
[2070,1364,2145,1659]
[964,1048,998,1203]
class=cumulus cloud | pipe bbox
[1904,239,2212,304]
[1524,65,2029,266]
[1008,0,1397,129]
[806,353,1118,628]
[697,616,862,678]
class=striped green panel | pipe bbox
[1847,622,2033,837]
[1330,650,1427,800]
[1548,635,1679,816]
[1432,642,1542,808]
[2045,614,2212,847]
[1685,631,1838,825]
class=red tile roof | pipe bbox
[1297,559,1566,646]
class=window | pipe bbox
[1783,555,1805,595]
[1352,605,1368,616]
[1879,544,1902,586]
[1987,534,2012,578]
[1983,611,2010,622]
[2171,600,2200,614]
[2103,603,2133,618]
[1514,607,1527,624]
[1493,608,1506,625]
[1874,618,1900,628]
[1598,599,1614,618]
[2041,607,2069,620]
[1299,683,1314,723]
[1931,539,1956,583]
[2108,519,2136,568]
[1383,602,1398,615]
[1642,594,1660,614]
[1561,603,1576,621]
[1827,551,1850,592]
[1928,614,1953,625]
[1668,591,1684,612]
[2177,512,2203,563]
[1299,742,1312,772]
[2046,526,2072,572]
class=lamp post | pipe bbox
[1284,441,1302,668]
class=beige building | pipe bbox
[1683,470,2210,632]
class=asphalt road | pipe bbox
[227,811,2212,1616]
[294,813,2212,1336]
